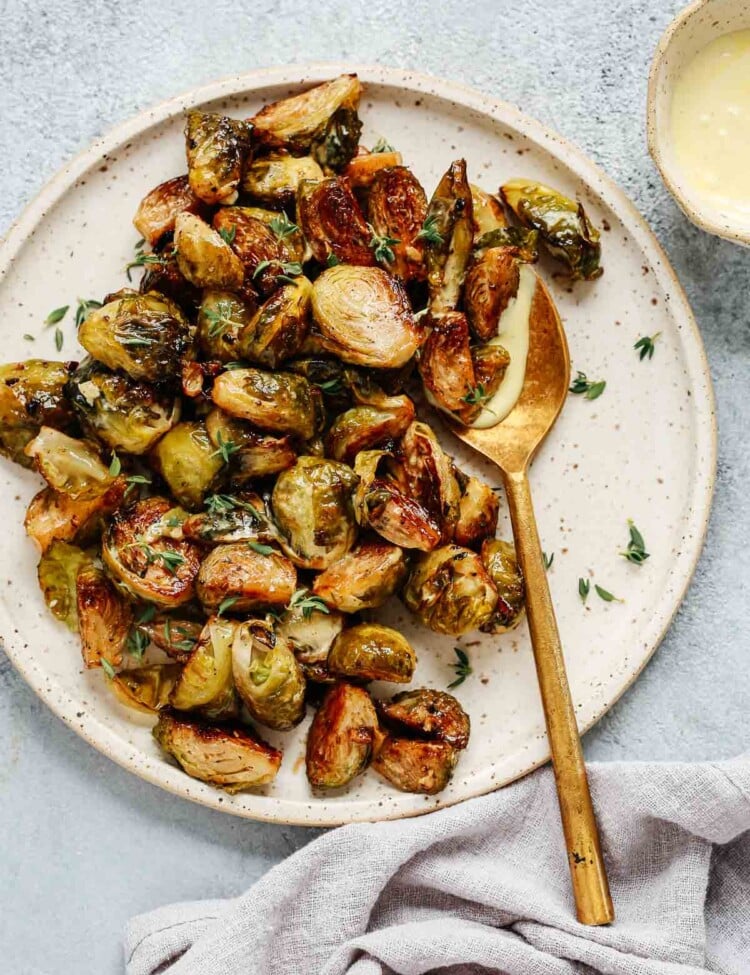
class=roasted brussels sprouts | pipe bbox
[133,175,208,246]
[423,159,474,312]
[150,422,225,511]
[76,561,133,668]
[211,367,321,439]
[174,212,245,290]
[403,544,498,635]
[312,539,408,612]
[474,225,540,264]
[0,360,74,467]
[169,616,238,719]
[325,392,415,465]
[465,344,511,424]
[185,111,252,205]
[500,179,602,280]
[67,358,180,455]
[37,540,91,631]
[24,480,127,553]
[110,663,183,713]
[182,493,272,546]
[367,166,428,281]
[401,421,461,542]
[140,616,203,661]
[453,473,500,549]
[463,248,520,341]
[139,241,202,316]
[297,177,373,265]
[242,153,324,208]
[153,710,282,792]
[232,206,308,264]
[272,457,358,570]
[241,276,312,367]
[204,409,297,483]
[480,538,525,632]
[344,148,403,188]
[378,688,470,749]
[372,737,457,794]
[102,497,201,607]
[25,427,116,501]
[470,183,507,240]
[311,266,420,368]
[232,619,306,730]
[276,603,344,681]
[196,542,297,613]
[328,623,416,683]
[197,290,256,362]
[251,74,362,170]
[212,207,295,295]
[306,682,378,788]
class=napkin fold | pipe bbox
[125,755,750,975]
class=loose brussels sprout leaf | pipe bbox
[78,291,193,383]
[24,480,127,553]
[464,248,520,342]
[67,358,180,455]
[311,266,420,368]
[242,153,324,209]
[500,179,602,280]
[196,542,297,613]
[306,682,378,788]
[367,166,428,281]
[372,737,457,794]
[174,212,245,290]
[170,616,238,719]
[25,427,116,501]
[401,421,461,542]
[312,539,408,613]
[469,183,507,241]
[110,663,183,714]
[197,290,256,362]
[153,710,282,792]
[205,409,297,483]
[76,561,133,668]
[276,603,344,669]
[480,538,525,633]
[141,616,203,661]
[232,619,306,730]
[403,544,498,636]
[345,150,403,188]
[271,456,358,570]
[325,397,415,466]
[150,422,225,512]
[38,540,91,631]
[251,74,362,170]
[240,277,312,368]
[0,360,75,467]
[328,623,416,683]
[378,687,470,750]
[211,367,321,439]
[133,174,208,246]
[183,493,272,546]
[212,208,293,295]
[297,177,373,265]
[453,472,499,549]
[423,159,474,312]
[185,111,252,205]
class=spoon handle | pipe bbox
[503,468,614,926]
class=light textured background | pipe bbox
[0,1,748,972]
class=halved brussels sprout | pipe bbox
[102,496,201,608]
[328,623,416,683]
[306,682,378,788]
[150,422,225,511]
[232,619,306,730]
[212,208,295,295]
[423,159,474,312]
[170,616,238,719]
[197,290,257,362]
[463,248,520,341]
[251,74,362,170]
[37,540,91,631]
[67,358,180,455]
[401,421,461,542]
[312,539,408,612]
[470,183,507,241]
[480,538,525,633]
[110,663,183,714]
[0,360,75,467]
[403,544,498,635]
[133,175,208,246]
[325,396,415,465]
[462,344,510,425]
[344,149,403,188]
[500,179,602,280]
[297,177,373,265]
[211,367,321,439]
[153,710,282,792]
[140,616,203,661]
[271,456,358,570]
[76,561,133,668]
[276,603,344,681]
[174,212,245,290]
[242,153,324,208]
[231,206,308,264]
[204,409,297,483]
[378,688,470,749]
[25,480,126,554]
[25,427,116,501]
[311,266,419,368]
[183,493,273,546]
[372,737,457,794]
[195,542,297,613]
[453,472,499,549]
[474,225,539,264]
[367,166,427,281]
[240,276,312,367]
[185,111,252,205]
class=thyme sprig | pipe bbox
[448,647,472,688]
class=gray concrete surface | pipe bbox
[1,1,748,971]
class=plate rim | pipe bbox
[0,62,718,826]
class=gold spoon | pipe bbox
[449,275,614,926]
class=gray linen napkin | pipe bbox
[124,755,750,975]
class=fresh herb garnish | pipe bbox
[101,658,116,679]
[247,541,274,555]
[368,224,400,264]
[416,214,443,246]
[45,305,69,326]
[108,452,121,476]
[315,377,344,394]
[371,136,395,153]
[578,577,591,602]
[126,540,186,575]
[269,213,299,240]
[462,383,492,408]
[23,334,35,342]
[543,551,554,570]
[126,474,152,486]
[211,431,240,464]
[253,259,303,285]
[204,300,243,339]
[288,588,330,620]
[54,328,64,352]
[136,604,157,624]
[569,371,606,400]
[119,335,153,347]
[218,225,236,246]
[621,519,649,565]
[75,298,102,328]
[125,626,149,660]
[595,584,622,603]
[325,253,341,267]
[125,242,173,281]
[634,332,661,361]
[217,596,240,616]
[224,360,250,370]
[448,646,472,688]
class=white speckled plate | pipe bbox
[0,64,716,826]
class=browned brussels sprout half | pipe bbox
[140,616,203,661]
[344,148,403,188]
[423,159,474,312]
[232,619,306,730]
[233,206,308,264]
[205,409,297,483]
[242,153,324,208]
[24,480,127,554]
[196,542,297,614]
[37,540,91,631]
[470,184,507,240]
[133,174,209,246]
[500,179,602,280]
[276,603,344,681]
[174,212,245,290]
[329,623,416,683]
[367,166,428,281]
[0,360,75,467]
[372,737,457,794]
[401,421,461,542]
[297,177,374,265]
[403,544,498,636]
[326,392,415,466]
[480,538,525,633]
[25,427,117,501]
[139,242,202,316]
[197,290,257,362]
[463,248,520,342]
[474,225,539,264]
[110,664,183,714]
[170,616,238,719]
[76,561,133,669]
[212,366,321,439]
[182,492,272,546]
[153,710,282,792]
[185,111,252,205]
[453,472,500,549]
[377,688,470,749]
[150,422,225,511]
[306,682,378,788]
[212,208,297,296]
[241,276,312,367]
[312,539,408,612]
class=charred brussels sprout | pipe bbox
[312,539,408,613]
[170,616,238,719]
[367,166,428,281]
[325,394,415,465]
[480,538,525,633]
[344,148,403,188]
[110,664,183,714]
[232,206,308,264]
[500,179,602,280]
[401,421,461,542]
[453,472,500,549]
[378,688,470,750]
[271,456,358,570]
[328,623,416,683]
[306,682,378,788]
[185,111,252,205]
[174,212,245,290]
[196,542,297,613]
[140,616,203,661]
[211,367,321,439]
[0,360,74,467]
[197,290,256,362]
[76,562,132,668]
[153,711,282,792]
[242,153,324,208]
[423,159,474,312]
[372,737,457,794]
[133,175,208,246]
[297,177,373,265]
[212,208,294,295]
[241,276,312,367]
[232,619,306,730]
[150,422,225,511]
[24,480,127,553]
[463,248,520,342]
[205,409,297,483]
[37,540,91,631]
[403,544,498,636]
[25,427,117,500]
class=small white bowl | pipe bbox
[647,0,750,245]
